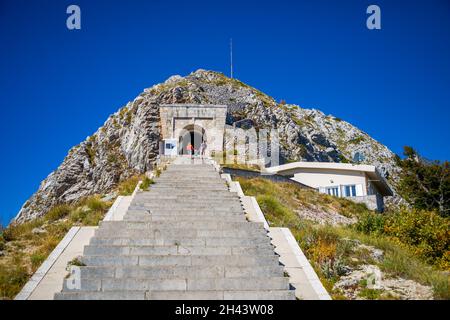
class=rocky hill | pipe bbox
[14,69,398,223]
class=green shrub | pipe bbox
[395,146,449,217]
[45,204,73,222]
[428,272,450,300]
[68,196,110,226]
[0,235,5,251]
[384,209,450,268]
[348,136,365,144]
[223,163,261,172]
[257,195,284,217]
[30,252,46,270]
[81,210,104,226]
[355,209,450,269]
[358,288,383,300]
[83,196,109,212]
[140,177,155,191]
[256,195,297,226]
[69,207,87,224]
[68,257,86,267]
[354,212,386,234]
[117,175,141,196]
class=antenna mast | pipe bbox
[230,38,233,79]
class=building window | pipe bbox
[165,143,175,150]
[344,185,357,197]
[326,186,339,197]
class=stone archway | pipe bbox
[159,104,227,157]
[178,124,206,155]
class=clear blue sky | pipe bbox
[1,0,449,225]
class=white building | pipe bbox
[266,162,393,212]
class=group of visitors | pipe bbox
[186,141,207,157]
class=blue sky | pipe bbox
[1,0,449,224]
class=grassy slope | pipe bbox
[0,175,147,300]
[236,177,449,300]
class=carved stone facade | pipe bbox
[159,104,227,156]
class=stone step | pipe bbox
[81,254,281,267]
[73,265,285,279]
[149,181,227,184]
[128,204,242,213]
[98,221,263,230]
[134,194,234,199]
[55,289,296,300]
[164,170,217,173]
[124,212,246,218]
[135,192,235,196]
[83,245,276,256]
[122,215,247,222]
[127,209,244,214]
[124,213,245,219]
[89,237,272,247]
[152,183,226,186]
[150,184,227,188]
[132,203,243,209]
[134,197,241,202]
[147,187,229,191]
[152,181,226,185]
[154,180,224,183]
[146,290,296,300]
[63,277,289,292]
[155,180,224,182]
[55,291,147,300]
[93,229,268,239]
[127,208,244,214]
[134,194,239,199]
[133,197,241,207]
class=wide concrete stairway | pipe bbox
[55,161,295,300]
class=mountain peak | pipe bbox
[14,70,398,222]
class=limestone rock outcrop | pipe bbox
[15,70,399,222]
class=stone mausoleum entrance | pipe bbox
[159,104,227,157]
[178,124,206,155]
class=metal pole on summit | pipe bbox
[230,38,233,79]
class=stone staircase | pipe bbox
[55,161,295,300]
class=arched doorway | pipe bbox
[178,124,206,155]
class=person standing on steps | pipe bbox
[186,143,194,156]
[200,141,207,157]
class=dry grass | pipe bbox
[0,195,112,299]
[117,175,143,196]
[222,163,261,172]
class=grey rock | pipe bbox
[333,264,433,300]
[32,227,47,235]
[101,192,117,202]
[358,244,384,262]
